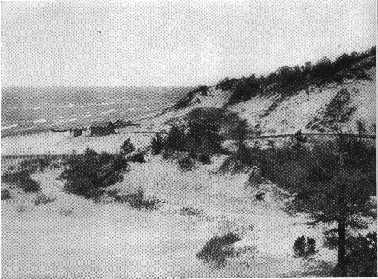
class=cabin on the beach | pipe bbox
[88,121,116,136]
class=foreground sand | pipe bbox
[2,154,347,278]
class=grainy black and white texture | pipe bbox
[1,1,376,278]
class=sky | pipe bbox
[1,0,376,87]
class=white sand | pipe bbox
[1,129,154,156]
[1,155,353,278]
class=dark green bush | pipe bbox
[60,149,129,199]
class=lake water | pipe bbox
[1,87,190,136]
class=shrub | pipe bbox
[178,156,195,171]
[18,157,51,173]
[196,232,241,267]
[228,76,262,104]
[2,170,41,192]
[127,151,146,163]
[180,207,202,216]
[218,143,263,174]
[198,153,211,164]
[216,77,238,91]
[34,194,56,206]
[151,133,165,155]
[1,189,11,200]
[186,110,223,155]
[293,236,317,258]
[107,189,160,210]
[120,138,135,155]
[60,149,129,199]
[293,236,306,257]
[165,125,186,152]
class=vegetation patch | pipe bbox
[120,138,135,155]
[107,189,161,210]
[306,88,357,132]
[196,232,241,267]
[1,189,11,200]
[217,47,375,105]
[151,107,252,167]
[178,156,195,171]
[180,206,202,216]
[34,194,56,206]
[2,169,41,193]
[127,151,146,163]
[293,236,317,258]
[60,149,129,199]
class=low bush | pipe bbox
[120,138,135,155]
[34,194,56,206]
[127,151,146,163]
[60,149,129,199]
[196,232,241,267]
[180,207,202,216]
[165,125,187,152]
[19,157,52,173]
[293,236,317,258]
[151,133,165,155]
[1,189,11,200]
[107,189,160,210]
[178,156,195,171]
[2,170,41,192]
[218,143,262,174]
[198,153,211,164]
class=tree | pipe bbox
[286,136,375,276]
